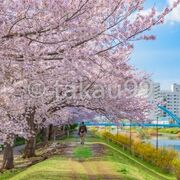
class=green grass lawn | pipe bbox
[158,128,180,134]
[0,134,177,180]
[73,146,93,159]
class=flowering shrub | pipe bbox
[154,148,177,172]
[101,131,178,172]
[102,132,131,146]
[172,158,180,180]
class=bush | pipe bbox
[0,144,3,151]
[101,131,178,173]
[154,148,177,172]
[69,123,78,130]
[133,141,155,162]
[14,137,25,146]
[90,127,98,133]
[172,158,180,180]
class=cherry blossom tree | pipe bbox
[0,63,31,169]
[0,0,179,169]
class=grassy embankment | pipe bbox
[0,134,176,180]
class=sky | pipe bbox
[131,0,180,90]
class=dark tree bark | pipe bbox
[48,125,57,141]
[23,107,37,158]
[48,124,53,141]
[2,143,14,169]
[23,137,36,158]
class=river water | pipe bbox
[146,135,180,152]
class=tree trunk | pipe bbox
[2,143,14,169]
[48,124,53,141]
[48,125,57,141]
[23,106,37,158]
[53,127,57,141]
[23,137,36,158]
[41,127,49,145]
[67,124,70,137]
[62,125,66,134]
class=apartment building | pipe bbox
[148,82,161,119]
[147,82,180,121]
[160,83,180,118]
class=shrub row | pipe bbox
[101,131,180,177]
[172,158,180,180]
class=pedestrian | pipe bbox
[78,122,87,144]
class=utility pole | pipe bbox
[130,120,132,154]
[117,124,119,138]
[156,117,159,150]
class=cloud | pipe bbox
[129,0,180,24]
[166,0,180,23]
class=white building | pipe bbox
[151,117,170,125]
[148,82,161,120]
[160,83,180,118]
[147,82,180,122]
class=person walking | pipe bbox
[78,122,87,144]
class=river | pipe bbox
[146,134,180,152]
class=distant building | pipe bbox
[148,81,161,120]
[147,82,180,121]
[160,83,180,118]
[151,117,170,125]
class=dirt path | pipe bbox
[2,133,171,180]
[55,135,122,180]
[59,143,121,180]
